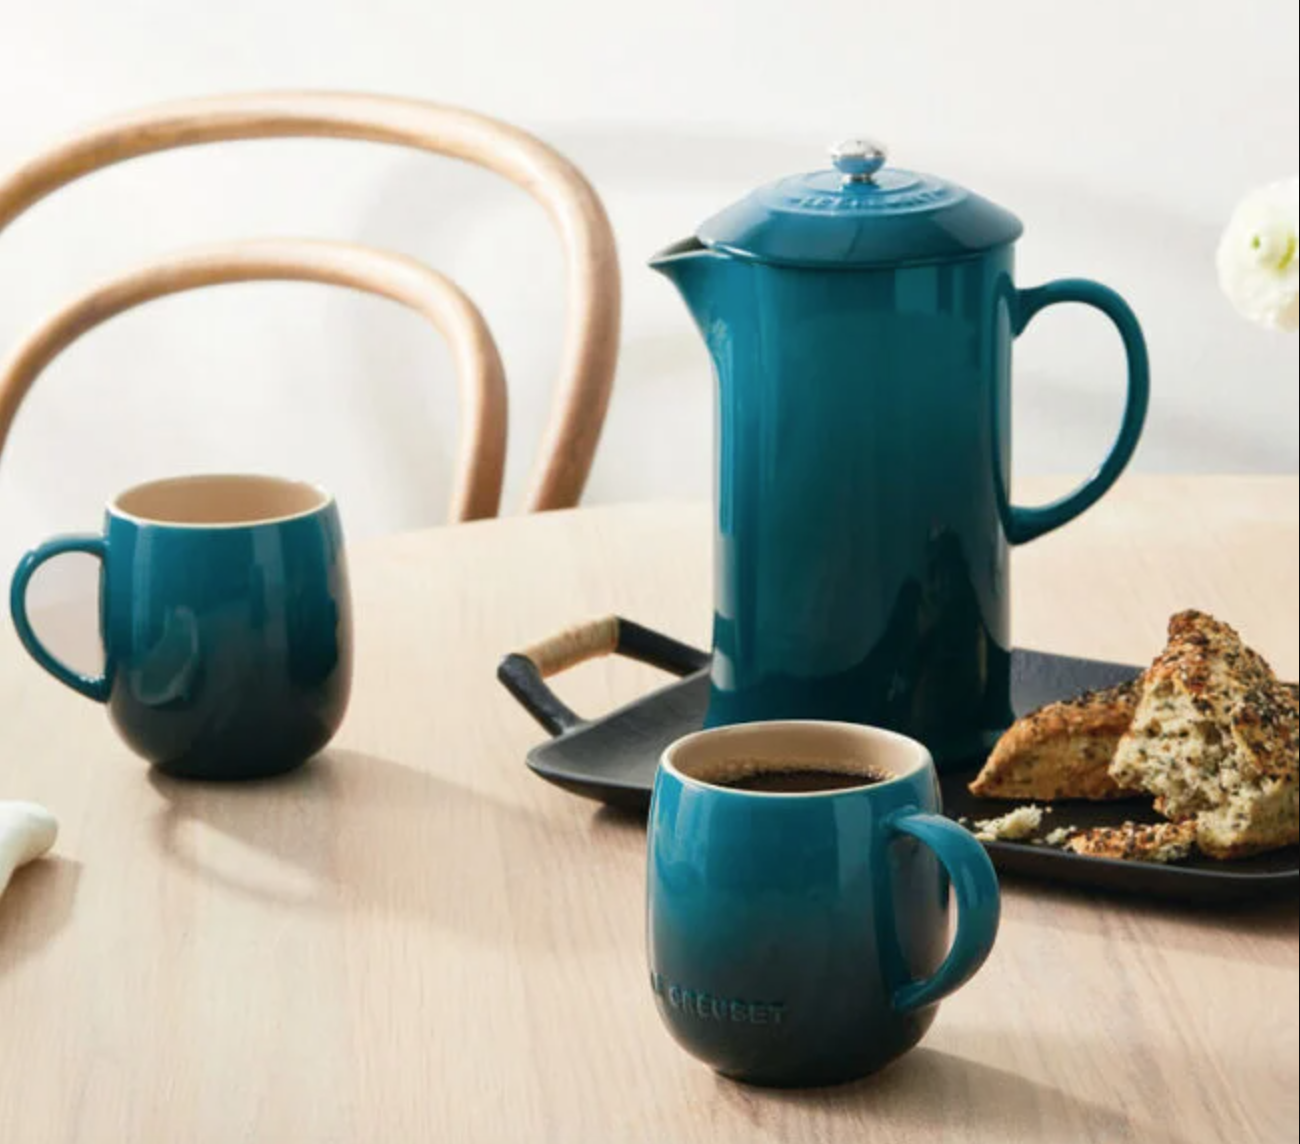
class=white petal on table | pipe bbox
[0,802,59,901]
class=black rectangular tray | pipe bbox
[499,618,1299,903]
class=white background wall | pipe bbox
[1,0,1298,598]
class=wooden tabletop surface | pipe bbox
[1,475,1297,1144]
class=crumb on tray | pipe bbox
[1041,825,1079,848]
[1063,820,1198,864]
[969,805,1050,842]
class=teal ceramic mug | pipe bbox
[9,474,352,780]
[647,720,999,1088]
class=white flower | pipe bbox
[1216,176,1299,333]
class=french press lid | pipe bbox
[696,139,1024,269]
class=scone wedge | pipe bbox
[969,679,1141,801]
[1109,611,1299,859]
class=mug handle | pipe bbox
[1006,279,1150,545]
[9,534,110,702]
[888,811,1001,1013]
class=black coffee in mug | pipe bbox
[718,764,887,794]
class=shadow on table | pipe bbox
[0,856,82,981]
[590,803,648,834]
[715,1046,1199,1144]
[146,748,611,950]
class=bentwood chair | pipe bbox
[0,91,622,520]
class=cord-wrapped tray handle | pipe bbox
[498,616,709,736]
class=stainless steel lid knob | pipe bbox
[830,138,887,184]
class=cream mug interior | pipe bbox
[113,473,331,525]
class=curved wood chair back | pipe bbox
[0,240,508,521]
[0,91,621,513]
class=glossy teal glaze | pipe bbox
[10,479,352,780]
[652,239,1148,765]
[647,722,999,1088]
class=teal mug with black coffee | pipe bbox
[647,720,1000,1088]
[10,474,352,780]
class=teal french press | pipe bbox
[651,139,1149,765]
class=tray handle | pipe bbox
[498,616,709,736]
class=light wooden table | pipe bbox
[2,476,1297,1144]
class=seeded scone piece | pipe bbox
[969,679,1141,801]
[1064,820,1197,863]
[1109,611,1299,859]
